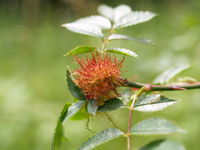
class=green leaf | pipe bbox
[98,4,132,23]
[51,102,71,150]
[131,118,184,135]
[135,93,161,105]
[108,34,154,45]
[98,98,125,112]
[70,108,88,120]
[75,15,111,29]
[140,139,186,150]
[65,45,96,56]
[153,64,190,84]
[59,103,71,122]
[87,100,98,115]
[62,22,103,38]
[105,48,138,57]
[51,122,63,150]
[114,11,156,29]
[63,101,86,123]
[66,70,86,100]
[78,128,124,150]
[134,94,177,112]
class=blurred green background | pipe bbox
[0,0,200,150]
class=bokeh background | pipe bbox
[0,0,200,150]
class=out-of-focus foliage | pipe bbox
[0,0,200,150]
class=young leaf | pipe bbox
[114,11,156,28]
[97,4,131,22]
[105,48,138,57]
[87,99,98,115]
[108,34,154,45]
[134,94,177,112]
[78,128,124,150]
[97,5,114,21]
[62,22,103,38]
[63,101,86,123]
[113,4,132,23]
[153,64,190,84]
[131,118,184,135]
[76,15,111,29]
[65,46,96,56]
[140,139,186,150]
[67,70,86,100]
[98,98,125,112]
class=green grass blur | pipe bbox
[0,1,200,150]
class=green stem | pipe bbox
[127,88,145,150]
[100,27,115,52]
[124,80,200,91]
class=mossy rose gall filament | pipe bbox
[74,53,124,105]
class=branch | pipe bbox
[123,79,200,91]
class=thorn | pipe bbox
[144,84,152,91]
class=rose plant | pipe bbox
[51,4,200,150]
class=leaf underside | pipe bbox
[108,34,154,45]
[87,99,98,115]
[62,22,103,38]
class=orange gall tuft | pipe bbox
[74,53,124,105]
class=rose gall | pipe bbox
[73,53,124,105]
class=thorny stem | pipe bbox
[104,112,125,132]
[127,88,146,150]
[124,80,200,91]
